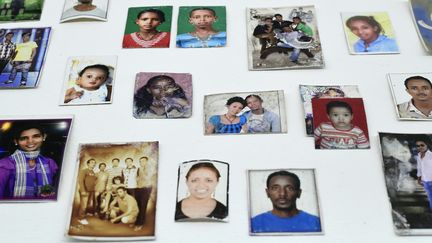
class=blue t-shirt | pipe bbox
[251,211,321,233]
[353,34,399,53]
[176,31,226,48]
[209,115,247,133]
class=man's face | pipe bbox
[5,33,13,41]
[275,15,283,22]
[117,188,126,198]
[88,160,96,169]
[266,175,301,211]
[406,79,432,103]
[416,141,428,153]
[126,159,133,167]
[264,19,273,26]
[140,158,148,167]
[112,159,119,167]
[246,96,263,111]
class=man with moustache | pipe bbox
[251,171,321,233]
[397,76,432,119]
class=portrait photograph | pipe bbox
[175,160,229,222]
[379,132,432,235]
[60,56,117,106]
[247,169,322,235]
[204,90,287,135]
[60,0,109,23]
[176,6,226,48]
[0,116,73,202]
[122,6,172,49]
[67,141,159,240]
[0,0,44,22]
[133,72,192,119]
[388,73,432,120]
[246,6,324,70]
[0,27,51,89]
[312,98,370,150]
[299,85,361,136]
[341,12,400,54]
[410,0,432,53]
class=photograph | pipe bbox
[0,27,51,88]
[133,72,192,119]
[379,132,432,235]
[0,116,73,202]
[123,6,172,48]
[176,6,226,48]
[246,6,324,70]
[60,56,117,106]
[410,0,432,53]
[248,169,322,235]
[312,98,370,149]
[204,90,287,135]
[67,142,159,240]
[175,160,229,222]
[388,73,432,120]
[0,0,44,22]
[299,85,361,136]
[341,12,399,54]
[60,0,109,23]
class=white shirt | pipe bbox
[397,100,432,119]
[417,150,432,181]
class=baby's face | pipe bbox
[328,107,353,130]
[77,68,107,91]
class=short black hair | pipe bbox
[293,16,302,21]
[21,32,31,38]
[98,163,106,168]
[274,14,282,18]
[13,123,45,140]
[139,156,149,161]
[266,170,301,190]
[415,136,430,145]
[264,17,273,21]
[5,32,14,37]
[116,186,127,192]
[245,94,263,102]
[112,176,123,183]
[226,96,247,107]
[125,157,134,162]
[404,76,432,89]
[136,8,166,23]
[78,64,110,79]
[112,158,120,163]
[189,7,216,17]
[86,159,96,165]
[326,100,353,115]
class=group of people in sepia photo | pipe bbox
[2,0,432,241]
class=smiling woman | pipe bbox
[175,160,229,221]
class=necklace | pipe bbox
[224,114,236,124]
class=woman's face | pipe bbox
[77,68,107,91]
[226,102,244,116]
[186,167,219,200]
[15,128,46,152]
[147,79,176,99]
[348,20,378,43]
[136,12,162,31]
[189,10,217,28]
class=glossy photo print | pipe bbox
[247,6,324,70]
[0,0,44,22]
[60,0,109,23]
[0,116,73,202]
[248,169,322,235]
[388,73,432,120]
[204,90,287,135]
[123,6,172,48]
[299,85,361,136]
[312,98,370,150]
[176,6,226,48]
[410,0,432,53]
[60,56,117,106]
[67,142,159,240]
[133,72,192,119]
[341,12,399,54]
[379,132,432,235]
[175,160,229,222]
[0,27,51,89]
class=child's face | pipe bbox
[348,20,378,42]
[147,79,177,99]
[77,68,107,91]
[189,10,216,28]
[114,179,121,185]
[136,12,161,31]
[328,107,353,130]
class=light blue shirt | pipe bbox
[243,109,281,133]
[353,34,399,53]
[176,31,226,48]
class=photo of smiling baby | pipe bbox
[312,98,370,149]
[60,56,117,106]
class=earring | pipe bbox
[15,143,18,146]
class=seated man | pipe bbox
[276,25,315,63]
[109,186,139,224]
[253,17,277,54]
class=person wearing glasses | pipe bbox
[416,138,432,212]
